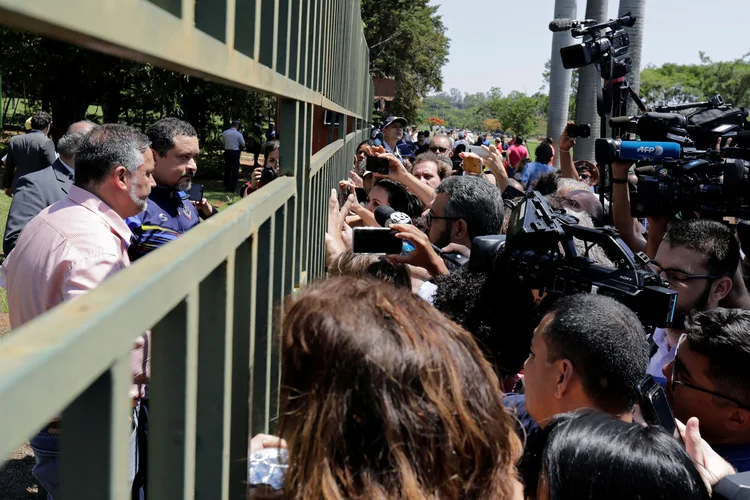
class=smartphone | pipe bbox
[463,156,482,176]
[366,155,390,175]
[637,375,683,443]
[466,145,490,158]
[352,227,402,255]
[186,183,204,202]
[567,123,591,138]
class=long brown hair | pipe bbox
[278,276,521,499]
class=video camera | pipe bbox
[469,191,677,329]
[552,13,636,79]
[593,97,750,218]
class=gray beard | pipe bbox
[130,181,148,211]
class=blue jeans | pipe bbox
[28,408,143,500]
[29,430,59,500]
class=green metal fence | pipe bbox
[0,0,372,497]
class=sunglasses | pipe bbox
[671,333,750,411]
[429,146,450,154]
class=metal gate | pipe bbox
[0,0,373,497]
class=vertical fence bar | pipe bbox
[287,0,300,80]
[279,98,300,291]
[270,206,286,426]
[251,219,273,435]
[148,293,199,499]
[228,238,253,500]
[194,262,231,500]
[234,0,257,58]
[307,0,318,89]
[300,103,312,280]
[60,356,131,500]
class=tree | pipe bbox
[618,0,647,116]
[547,0,577,166]
[638,54,750,109]
[574,0,609,162]
[362,0,450,123]
[489,92,542,137]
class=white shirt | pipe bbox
[647,328,676,382]
[222,128,246,151]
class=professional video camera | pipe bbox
[593,97,750,218]
[469,191,677,329]
[551,13,636,79]
[597,96,750,153]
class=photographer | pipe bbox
[663,308,750,472]
[243,140,280,196]
[559,123,599,189]
[364,145,435,208]
[647,219,739,381]
[506,294,649,435]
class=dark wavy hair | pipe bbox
[373,178,424,218]
[278,277,522,500]
[538,410,710,500]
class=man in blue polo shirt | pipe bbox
[127,118,215,261]
[664,308,750,472]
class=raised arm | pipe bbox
[559,123,579,181]
[611,160,647,254]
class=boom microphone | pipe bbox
[549,18,575,32]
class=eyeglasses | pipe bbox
[424,212,459,227]
[429,146,450,154]
[579,173,591,181]
[648,260,722,288]
[671,333,750,411]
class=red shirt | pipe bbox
[508,144,529,168]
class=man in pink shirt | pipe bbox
[2,123,156,499]
[507,135,529,174]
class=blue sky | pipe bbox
[430,0,750,95]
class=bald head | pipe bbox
[58,121,98,166]
[564,189,604,225]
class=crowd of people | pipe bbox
[2,110,750,499]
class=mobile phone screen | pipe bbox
[352,228,402,255]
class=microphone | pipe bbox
[618,141,682,162]
[374,206,412,227]
[549,18,575,32]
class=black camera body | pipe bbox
[631,157,750,219]
[469,192,677,329]
[559,13,636,79]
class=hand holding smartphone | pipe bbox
[366,155,391,175]
[352,227,403,255]
[186,183,204,202]
[462,156,483,176]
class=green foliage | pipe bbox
[362,0,450,123]
[0,26,276,147]
[640,52,750,108]
[419,88,548,137]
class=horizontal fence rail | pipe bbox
[0,0,372,497]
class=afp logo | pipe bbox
[636,145,664,156]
